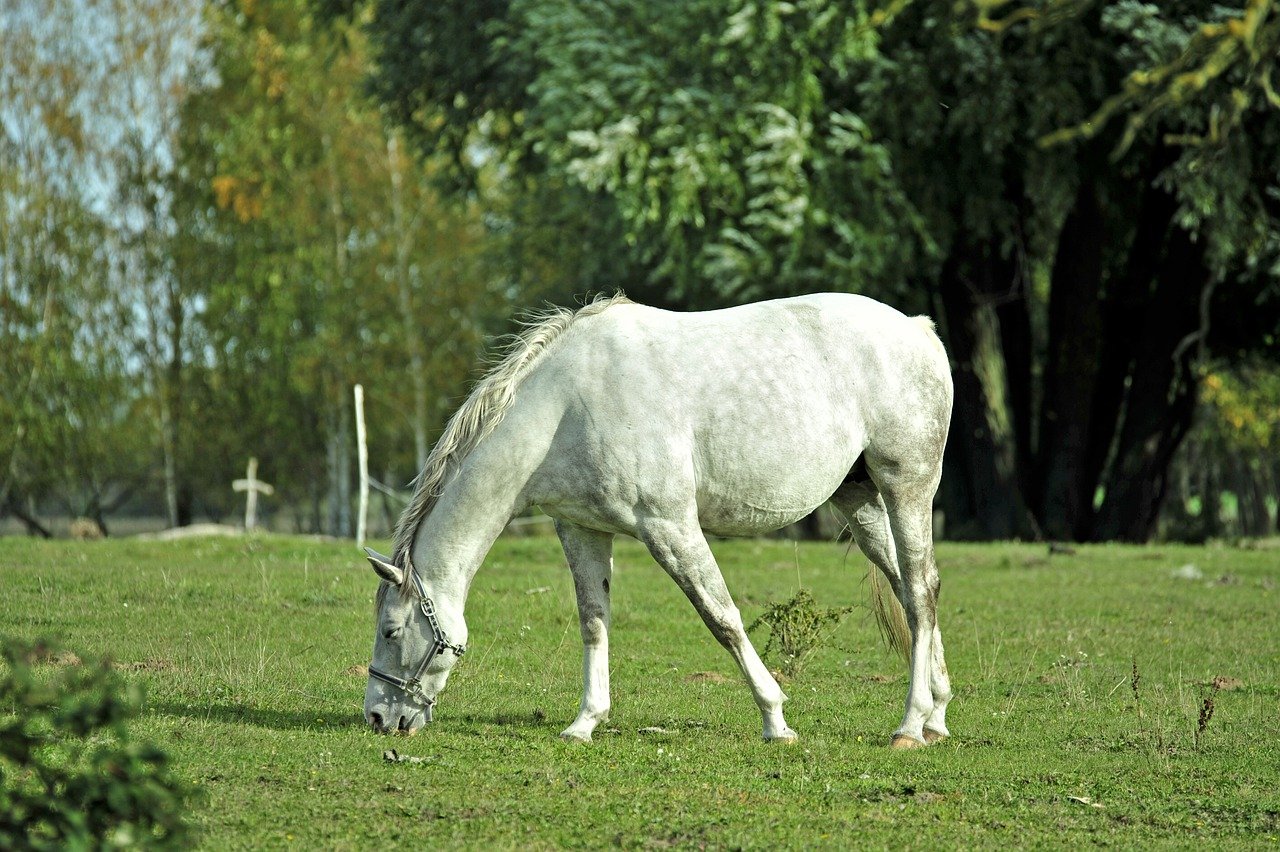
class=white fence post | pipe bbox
[354,384,369,548]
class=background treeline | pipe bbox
[2,0,1278,542]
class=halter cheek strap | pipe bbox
[368,567,466,709]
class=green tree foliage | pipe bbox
[172,0,500,532]
[354,0,1280,541]
[0,639,196,848]
[355,0,925,306]
[6,0,1277,540]
[861,1,1280,540]
[0,4,157,535]
[1167,364,1280,538]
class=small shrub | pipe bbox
[69,518,105,541]
[1195,685,1218,750]
[0,638,196,849]
[748,589,853,677]
[1131,658,1143,717]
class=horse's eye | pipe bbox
[382,626,403,641]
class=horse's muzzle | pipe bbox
[367,706,430,734]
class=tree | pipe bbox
[1167,365,1280,539]
[351,0,922,307]
[0,639,196,847]
[101,0,207,528]
[353,0,1280,541]
[861,0,1280,540]
[173,0,497,534]
[0,1,156,535]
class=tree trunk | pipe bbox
[1092,228,1211,541]
[321,133,354,538]
[1236,456,1273,537]
[388,133,431,472]
[1034,174,1106,540]
[995,280,1035,497]
[159,390,180,528]
[1201,457,1223,540]
[1075,149,1181,540]
[337,395,352,537]
[3,496,52,538]
[935,247,1032,540]
[323,395,353,537]
[310,475,323,535]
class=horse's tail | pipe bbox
[912,315,946,357]
[868,561,911,661]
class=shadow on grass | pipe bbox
[145,701,557,732]
[450,710,556,729]
[146,701,364,731]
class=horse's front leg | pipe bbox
[555,521,615,742]
[638,517,797,742]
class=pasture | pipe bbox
[1,534,1277,848]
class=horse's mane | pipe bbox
[390,292,631,575]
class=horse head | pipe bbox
[362,547,466,735]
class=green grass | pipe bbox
[2,535,1278,848]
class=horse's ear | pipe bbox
[364,547,403,586]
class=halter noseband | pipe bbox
[368,562,466,710]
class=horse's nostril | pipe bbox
[397,715,410,732]
[369,711,384,729]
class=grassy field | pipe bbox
[1,534,1278,848]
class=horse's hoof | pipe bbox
[922,728,948,744]
[765,729,799,744]
[890,734,927,749]
[559,731,592,744]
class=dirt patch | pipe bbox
[345,665,369,677]
[19,645,83,667]
[133,523,242,541]
[685,671,731,684]
[1210,675,1243,691]
[113,658,174,672]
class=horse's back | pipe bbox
[562,292,949,427]
[522,293,950,535]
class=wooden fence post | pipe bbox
[354,384,370,548]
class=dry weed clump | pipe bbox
[1195,685,1218,750]
[748,589,854,677]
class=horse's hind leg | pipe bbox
[830,478,902,592]
[924,625,951,742]
[884,485,951,747]
[855,459,952,748]
[556,521,615,742]
[830,478,951,745]
[636,516,797,742]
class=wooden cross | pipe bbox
[232,457,274,531]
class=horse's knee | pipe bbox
[578,610,608,645]
[701,606,746,649]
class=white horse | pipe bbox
[362,292,953,747]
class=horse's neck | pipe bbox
[406,433,537,609]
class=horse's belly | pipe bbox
[697,501,818,537]
[693,445,855,537]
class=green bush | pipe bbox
[0,639,196,849]
[747,589,854,677]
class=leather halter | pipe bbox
[367,563,466,711]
